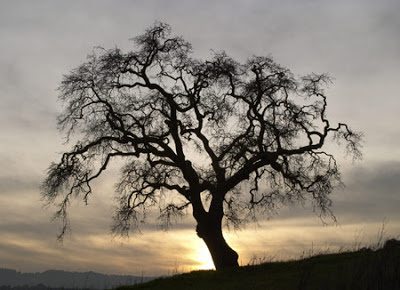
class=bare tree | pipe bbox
[42,22,362,270]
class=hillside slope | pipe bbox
[118,239,400,290]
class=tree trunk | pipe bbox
[196,215,239,270]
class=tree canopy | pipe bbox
[42,22,362,270]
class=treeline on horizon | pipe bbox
[0,285,83,290]
[0,268,154,289]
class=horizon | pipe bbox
[1,0,399,277]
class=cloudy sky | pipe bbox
[1,0,399,276]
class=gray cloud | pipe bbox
[331,161,400,222]
[259,160,400,223]
[0,0,399,276]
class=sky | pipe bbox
[0,0,399,276]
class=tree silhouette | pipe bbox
[42,22,362,270]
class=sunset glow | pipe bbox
[0,0,399,278]
[194,243,215,270]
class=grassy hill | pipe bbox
[117,239,400,290]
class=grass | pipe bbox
[116,239,400,290]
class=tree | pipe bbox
[42,22,362,270]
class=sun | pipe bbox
[194,244,215,270]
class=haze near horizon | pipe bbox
[0,0,399,276]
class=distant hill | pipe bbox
[0,268,155,289]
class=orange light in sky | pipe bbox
[193,243,215,270]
